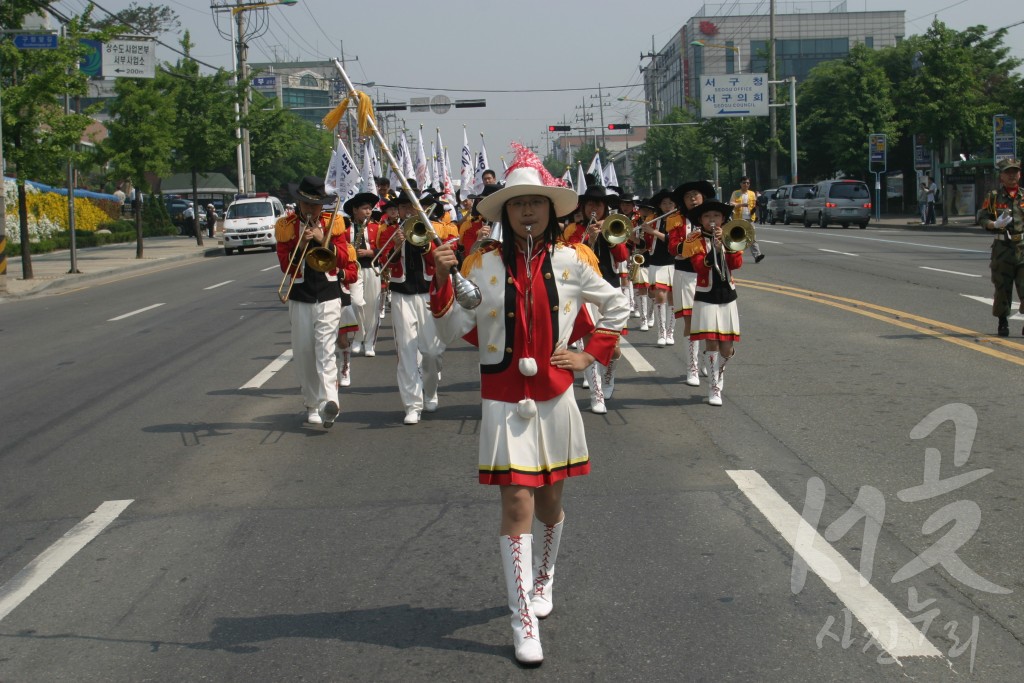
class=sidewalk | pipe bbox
[1,234,223,300]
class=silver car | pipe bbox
[770,183,815,225]
[802,180,872,229]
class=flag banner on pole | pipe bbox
[434,128,447,193]
[561,167,573,190]
[603,161,618,188]
[587,153,603,183]
[359,142,376,195]
[366,138,382,178]
[460,127,473,198]
[334,138,362,205]
[323,148,339,196]
[501,156,508,173]
[442,147,455,207]
[399,132,416,182]
[576,162,587,196]
[415,127,432,191]
[472,133,490,194]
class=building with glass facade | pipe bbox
[645,1,905,119]
[247,60,340,126]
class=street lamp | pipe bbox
[211,0,297,194]
[690,40,742,74]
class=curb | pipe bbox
[0,245,222,300]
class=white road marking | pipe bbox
[961,294,1024,320]
[618,337,655,372]
[0,500,134,623]
[761,226,986,254]
[107,303,165,321]
[261,265,278,272]
[819,248,859,257]
[241,349,294,389]
[919,266,980,278]
[758,239,783,244]
[204,280,234,290]
[727,471,942,660]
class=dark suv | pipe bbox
[803,180,872,229]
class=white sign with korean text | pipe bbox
[102,38,156,79]
[700,73,769,118]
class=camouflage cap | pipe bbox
[996,158,1021,172]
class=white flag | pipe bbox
[365,138,381,179]
[561,167,573,190]
[587,152,603,182]
[459,127,473,198]
[603,161,619,188]
[500,156,508,173]
[576,162,587,196]
[333,138,362,205]
[398,132,416,183]
[434,128,447,193]
[472,133,490,194]
[323,148,339,196]
[415,127,432,191]
[442,147,456,206]
[359,142,376,195]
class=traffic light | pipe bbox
[608,123,632,131]
[548,125,571,132]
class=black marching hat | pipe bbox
[288,176,334,205]
[673,180,716,206]
[687,200,733,226]
[649,188,677,209]
[343,191,379,217]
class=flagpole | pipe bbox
[330,59,480,310]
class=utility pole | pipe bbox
[769,0,778,186]
[591,84,610,152]
[235,7,254,193]
[640,36,662,190]
[0,56,7,295]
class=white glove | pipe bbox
[994,211,1013,229]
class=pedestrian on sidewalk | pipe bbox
[430,144,629,666]
[977,158,1024,337]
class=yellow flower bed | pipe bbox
[26,192,111,232]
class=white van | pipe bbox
[223,194,286,255]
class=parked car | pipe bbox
[802,179,872,229]
[770,183,815,225]
[757,188,777,223]
[164,197,196,235]
[222,194,286,255]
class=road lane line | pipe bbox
[960,294,1024,319]
[204,280,234,290]
[819,248,859,257]
[617,337,655,372]
[758,239,783,244]
[919,267,980,278]
[737,280,1024,365]
[726,471,942,661]
[761,227,987,253]
[107,303,165,321]
[261,265,278,272]
[0,500,134,623]
[241,349,294,389]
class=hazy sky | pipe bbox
[50,0,1023,167]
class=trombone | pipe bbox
[277,212,339,303]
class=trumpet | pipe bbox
[722,219,756,252]
[277,212,339,303]
[372,208,435,275]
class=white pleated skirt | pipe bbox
[478,389,591,487]
[690,299,740,341]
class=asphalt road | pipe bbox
[0,226,1021,682]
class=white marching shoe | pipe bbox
[351,340,363,355]
[587,362,607,414]
[532,517,564,619]
[318,400,339,428]
[338,350,351,387]
[305,408,323,425]
[602,359,616,400]
[685,339,701,386]
[706,351,722,406]
[655,304,667,347]
[500,534,544,666]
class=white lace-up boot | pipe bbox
[602,359,616,400]
[532,517,564,619]
[685,338,701,386]
[338,348,351,387]
[500,535,543,665]
[655,303,667,347]
[706,351,722,406]
[587,362,606,414]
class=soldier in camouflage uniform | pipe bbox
[977,158,1024,337]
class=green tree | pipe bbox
[90,2,180,36]
[246,92,333,193]
[1,11,102,279]
[634,107,711,192]
[167,32,236,245]
[103,73,177,257]
[797,43,899,181]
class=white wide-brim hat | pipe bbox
[476,166,579,222]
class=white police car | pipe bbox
[223,194,286,255]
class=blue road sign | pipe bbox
[13,33,58,50]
